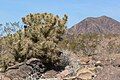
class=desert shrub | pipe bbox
[0,13,68,71]
[59,51,70,68]
[65,33,102,55]
[22,13,68,66]
[58,35,69,50]
[0,23,24,71]
[105,36,120,54]
[63,33,120,56]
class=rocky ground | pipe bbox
[1,50,120,80]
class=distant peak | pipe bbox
[84,16,110,21]
[68,15,120,35]
[86,17,95,19]
[84,16,113,22]
[100,15,108,17]
[85,16,110,20]
[98,15,111,19]
[83,17,96,21]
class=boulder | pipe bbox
[4,58,47,80]
[26,58,46,73]
[76,67,96,80]
[5,69,25,80]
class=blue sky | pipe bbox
[0,0,120,28]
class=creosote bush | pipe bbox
[62,33,103,55]
[0,13,68,71]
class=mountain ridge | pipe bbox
[67,16,120,35]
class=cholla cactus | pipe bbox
[0,13,68,71]
[22,13,68,65]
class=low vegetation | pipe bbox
[60,33,120,56]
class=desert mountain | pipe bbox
[67,16,120,35]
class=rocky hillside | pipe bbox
[61,16,120,56]
[67,16,120,35]
[1,15,120,80]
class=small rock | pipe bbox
[19,64,33,75]
[26,58,41,65]
[5,69,27,80]
[3,77,11,80]
[41,70,58,78]
[38,78,58,80]
[26,58,46,73]
[0,73,11,80]
[95,61,102,67]
[77,72,94,80]
[79,57,90,65]
[63,76,77,80]
[112,59,120,67]
[56,69,70,79]
[76,68,96,80]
